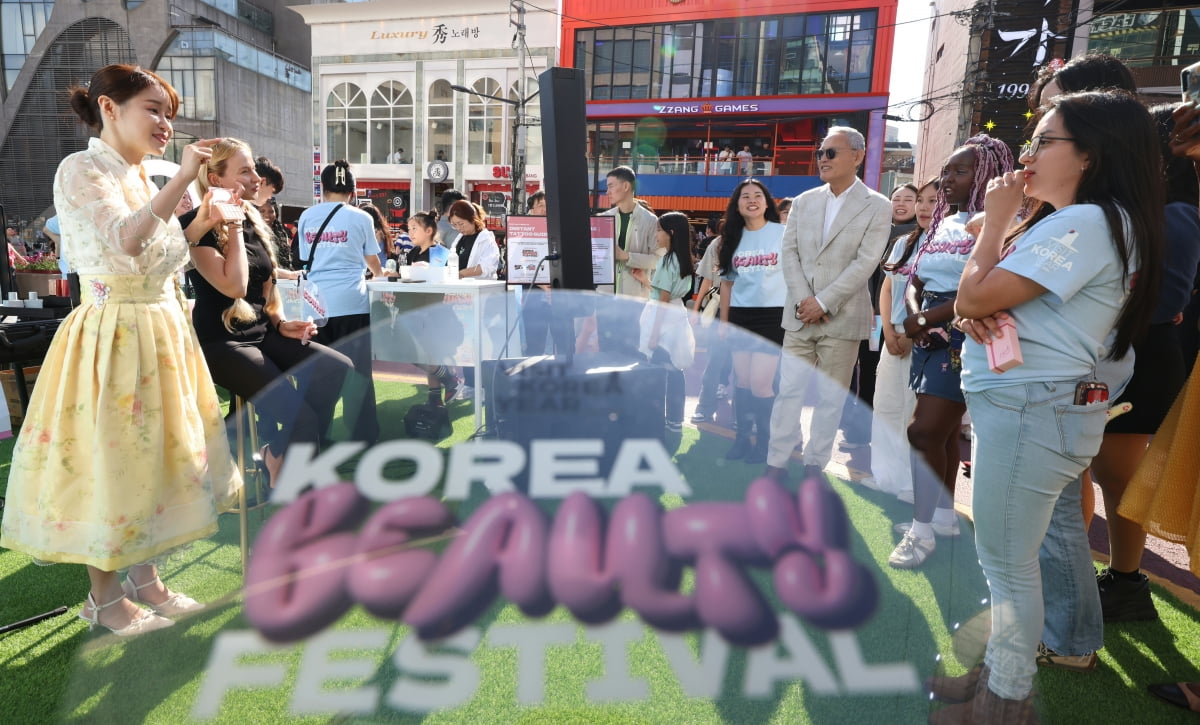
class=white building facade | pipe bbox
[292,0,556,228]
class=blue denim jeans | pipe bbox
[966,379,1107,700]
[1039,472,1103,657]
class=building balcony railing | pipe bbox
[589,155,782,177]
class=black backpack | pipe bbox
[403,403,450,440]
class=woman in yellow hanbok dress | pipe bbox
[0,64,240,636]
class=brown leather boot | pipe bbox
[970,666,1039,724]
[928,697,972,725]
[926,664,982,704]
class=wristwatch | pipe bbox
[916,313,928,328]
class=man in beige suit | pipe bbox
[765,126,892,482]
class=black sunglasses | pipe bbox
[816,148,842,161]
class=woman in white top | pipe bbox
[446,200,500,279]
[869,178,937,501]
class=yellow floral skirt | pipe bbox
[1119,356,1200,578]
[0,274,241,570]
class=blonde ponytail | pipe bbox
[195,138,279,333]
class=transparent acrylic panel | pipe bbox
[60,291,989,724]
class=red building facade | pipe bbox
[560,0,898,215]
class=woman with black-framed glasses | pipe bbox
[1020,134,1073,158]
[940,90,1163,721]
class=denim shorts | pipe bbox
[908,291,965,403]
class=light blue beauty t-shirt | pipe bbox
[913,211,974,293]
[722,221,786,308]
[296,202,380,317]
[961,204,1136,393]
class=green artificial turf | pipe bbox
[1,381,1198,724]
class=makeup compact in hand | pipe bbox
[209,187,245,222]
[985,317,1023,373]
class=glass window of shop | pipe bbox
[427,79,455,163]
[1,0,54,91]
[157,55,217,121]
[369,81,414,164]
[1087,11,1165,66]
[1086,10,1200,67]
[468,77,505,165]
[585,111,868,178]
[573,10,875,101]
[326,82,368,164]
[162,131,199,167]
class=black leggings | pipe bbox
[320,313,380,444]
[202,331,351,454]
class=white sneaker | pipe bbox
[888,531,936,569]
[894,520,960,538]
[456,385,475,401]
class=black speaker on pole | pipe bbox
[538,67,593,291]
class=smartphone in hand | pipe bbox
[1182,61,1200,104]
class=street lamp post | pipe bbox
[450,1,537,217]
[449,83,539,218]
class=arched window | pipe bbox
[326,82,367,163]
[427,79,455,163]
[467,77,504,165]
[510,77,542,167]
[369,81,414,164]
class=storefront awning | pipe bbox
[640,195,729,213]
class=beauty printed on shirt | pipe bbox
[304,228,350,245]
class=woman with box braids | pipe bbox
[888,134,1014,572]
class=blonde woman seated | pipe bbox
[181,138,351,484]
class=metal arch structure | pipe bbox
[0,18,136,225]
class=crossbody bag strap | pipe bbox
[302,202,344,273]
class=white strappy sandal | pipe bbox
[78,592,174,636]
[122,574,205,618]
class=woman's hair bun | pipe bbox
[320,159,356,193]
[68,86,99,128]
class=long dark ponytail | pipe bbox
[1051,90,1164,359]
